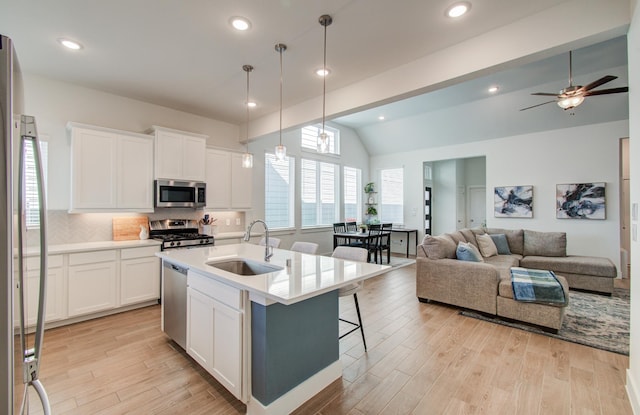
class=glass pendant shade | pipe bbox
[317,131,329,153]
[275,144,287,161]
[242,152,253,168]
[557,95,584,110]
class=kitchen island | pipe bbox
[156,243,390,415]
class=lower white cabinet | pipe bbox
[68,250,117,317]
[120,246,160,305]
[14,255,65,326]
[187,270,243,400]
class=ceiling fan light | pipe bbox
[557,95,584,110]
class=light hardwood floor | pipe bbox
[28,263,631,414]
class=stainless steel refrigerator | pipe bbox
[1,34,51,414]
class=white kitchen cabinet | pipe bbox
[205,149,231,208]
[68,123,153,213]
[205,149,252,209]
[68,250,117,317]
[14,255,65,326]
[187,270,243,400]
[150,126,207,181]
[120,246,160,305]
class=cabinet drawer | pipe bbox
[69,250,117,266]
[121,246,160,260]
[187,270,241,310]
[25,254,63,269]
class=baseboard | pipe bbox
[246,360,342,415]
[626,369,640,414]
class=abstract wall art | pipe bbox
[494,185,533,218]
[556,182,605,219]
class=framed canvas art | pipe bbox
[556,182,605,219]
[494,185,533,218]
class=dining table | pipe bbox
[333,228,418,259]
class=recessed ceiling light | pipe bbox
[378,116,385,121]
[230,16,251,31]
[446,2,471,18]
[58,38,82,50]
[316,68,331,77]
[488,85,499,93]
[247,101,257,108]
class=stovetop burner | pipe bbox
[149,219,215,250]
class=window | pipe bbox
[380,168,403,225]
[265,153,295,229]
[343,166,361,223]
[301,158,339,227]
[25,139,48,228]
[301,125,340,155]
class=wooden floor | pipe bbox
[28,263,632,414]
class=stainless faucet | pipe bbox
[244,219,273,261]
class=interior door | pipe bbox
[467,186,486,228]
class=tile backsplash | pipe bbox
[29,209,247,246]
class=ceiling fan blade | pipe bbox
[584,86,629,96]
[530,92,559,96]
[581,75,617,92]
[519,100,556,111]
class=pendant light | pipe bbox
[317,14,333,154]
[241,64,254,168]
[274,43,287,161]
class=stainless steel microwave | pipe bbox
[155,180,206,208]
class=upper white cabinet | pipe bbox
[68,123,153,213]
[149,126,207,181]
[205,149,252,209]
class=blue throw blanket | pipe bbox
[511,267,567,306]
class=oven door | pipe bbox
[155,180,200,208]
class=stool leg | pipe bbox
[353,293,367,352]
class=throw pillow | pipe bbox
[476,233,498,257]
[486,228,524,255]
[489,233,512,255]
[456,242,484,262]
[523,230,567,257]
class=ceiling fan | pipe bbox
[520,51,628,111]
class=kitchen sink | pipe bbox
[206,259,283,276]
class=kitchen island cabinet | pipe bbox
[157,243,389,415]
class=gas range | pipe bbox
[149,219,215,250]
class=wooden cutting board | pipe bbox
[112,217,149,241]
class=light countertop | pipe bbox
[25,239,162,256]
[157,243,390,305]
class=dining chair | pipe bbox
[378,223,393,264]
[365,224,383,263]
[258,237,281,248]
[333,222,350,247]
[345,221,358,232]
[332,246,368,351]
[290,241,319,254]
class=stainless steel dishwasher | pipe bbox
[162,261,187,349]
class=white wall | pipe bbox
[371,120,628,271]
[626,0,640,411]
[431,159,457,235]
[21,74,240,210]
[246,122,370,255]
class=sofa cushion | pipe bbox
[476,233,498,257]
[448,231,468,245]
[456,242,484,262]
[523,230,566,257]
[485,228,524,255]
[421,234,457,259]
[459,228,479,248]
[489,234,512,255]
[520,255,616,278]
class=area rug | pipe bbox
[460,288,630,355]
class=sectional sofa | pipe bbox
[415,227,617,331]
